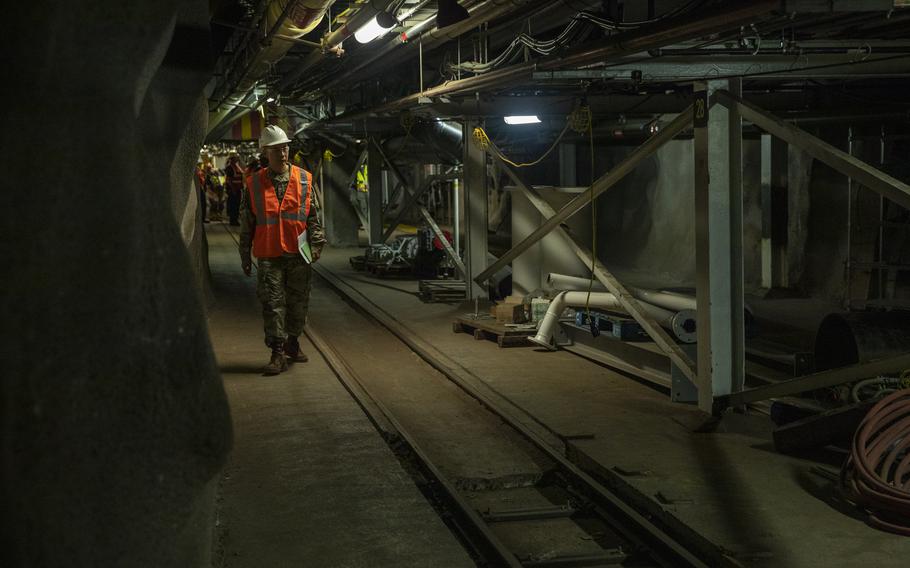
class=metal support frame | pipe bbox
[463,119,489,299]
[714,90,910,211]
[371,139,467,277]
[381,172,458,243]
[495,158,698,384]
[716,353,910,411]
[693,81,746,413]
[367,140,384,244]
[476,105,695,286]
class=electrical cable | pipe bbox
[472,121,571,168]
[580,104,597,325]
[449,2,707,76]
[841,387,910,536]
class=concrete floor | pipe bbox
[205,221,910,567]
[313,246,910,568]
[206,226,473,568]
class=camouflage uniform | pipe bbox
[239,167,326,347]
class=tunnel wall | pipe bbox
[1,2,231,566]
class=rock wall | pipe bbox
[1,2,231,566]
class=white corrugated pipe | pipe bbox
[528,291,697,350]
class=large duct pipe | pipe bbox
[528,291,696,350]
[814,311,910,371]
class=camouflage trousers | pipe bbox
[256,255,313,347]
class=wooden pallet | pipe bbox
[419,280,466,303]
[452,316,534,348]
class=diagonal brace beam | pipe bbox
[499,161,698,383]
[475,104,695,285]
[716,353,910,412]
[714,90,910,211]
[371,139,467,277]
[380,175,439,243]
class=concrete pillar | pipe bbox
[761,135,789,289]
[367,146,383,244]
[463,120,488,298]
[323,156,360,247]
[787,146,814,289]
[694,79,745,413]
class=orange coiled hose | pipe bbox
[842,388,910,535]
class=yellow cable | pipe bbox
[323,148,344,162]
[472,121,571,168]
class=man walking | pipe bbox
[239,125,326,375]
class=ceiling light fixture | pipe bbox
[354,11,397,43]
[503,115,541,125]
[437,0,470,29]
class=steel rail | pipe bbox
[312,263,721,568]
[304,326,523,567]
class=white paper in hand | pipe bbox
[297,229,312,264]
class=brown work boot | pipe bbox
[263,346,288,375]
[285,336,308,363]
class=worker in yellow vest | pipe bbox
[239,125,327,375]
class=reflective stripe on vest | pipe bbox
[248,166,313,258]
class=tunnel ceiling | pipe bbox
[206,0,910,146]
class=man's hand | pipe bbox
[312,248,322,263]
[241,253,252,276]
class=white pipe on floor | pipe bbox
[546,272,753,325]
[528,291,697,350]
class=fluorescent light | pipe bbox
[266,97,275,103]
[503,115,541,125]
[354,16,394,43]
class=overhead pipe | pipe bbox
[325,0,781,121]
[208,0,335,135]
[318,0,546,92]
[528,291,697,350]
[269,0,401,99]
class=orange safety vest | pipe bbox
[246,165,313,258]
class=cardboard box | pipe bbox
[494,302,526,324]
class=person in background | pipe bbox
[194,162,208,223]
[225,155,244,226]
[239,125,326,375]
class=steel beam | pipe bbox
[693,80,745,413]
[715,90,910,211]
[475,104,694,286]
[367,140,384,244]
[716,353,910,410]
[530,54,910,81]
[496,158,698,384]
[463,119,489,299]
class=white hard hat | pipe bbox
[259,124,292,148]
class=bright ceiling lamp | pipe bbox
[504,115,541,125]
[437,0,470,28]
[354,11,397,43]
